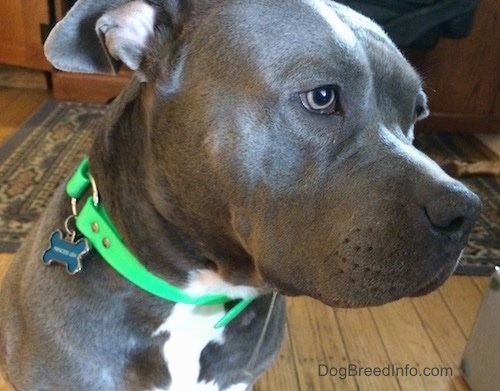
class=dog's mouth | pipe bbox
[408,253,461,297]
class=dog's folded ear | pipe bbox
[44,0,191,78]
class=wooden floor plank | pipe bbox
[411,290,470,391]
[0,88,22,112]
[286,297,358,390]
[334,307,402,391]
[254,321,301,391]
[439,276,488,337]
[0,378,11,391]
[370,298,453,391]
[0,87,48,145]
[0,253,13,282]
[471,276,491,293]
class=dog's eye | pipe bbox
[415,104,428,120]
[415,92,429,120]
[300,85,340,115]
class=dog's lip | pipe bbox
[408,258,459,297]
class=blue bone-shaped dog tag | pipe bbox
[42,230,90,274]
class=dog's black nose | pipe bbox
[424,185,482,239]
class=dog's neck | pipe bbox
[88,79,264,294]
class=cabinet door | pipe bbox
[411,0,500,133]
[0,0,51,70]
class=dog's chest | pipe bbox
[153,303,225,390]
[150,271,256,391]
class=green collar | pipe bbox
[66,158,253,328]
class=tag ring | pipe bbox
[71,173,99,217]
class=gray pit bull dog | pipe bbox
[0,0,482,390]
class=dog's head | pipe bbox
[45,0,481,307]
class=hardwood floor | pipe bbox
[0,87,48,145]
[0,85,490,390]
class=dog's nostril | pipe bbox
[424,187,481,237]
[425,207,466,233]
[446,216,466,233]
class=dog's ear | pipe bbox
[44,0,191,78]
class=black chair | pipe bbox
[336,0,479,50]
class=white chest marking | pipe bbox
[224,384,250,391]
[149,382,249,391]
[152,270,257,391]
[185,269,260,299]
[155,303,225,391]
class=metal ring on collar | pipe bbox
[70,172,99,217]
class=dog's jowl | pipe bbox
[0,1,481,390]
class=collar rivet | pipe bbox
[102,238,110,248]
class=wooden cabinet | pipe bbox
[0,1,51,70]
[410,0,500,133]
[51,70,131,104]
[0,0,499,132]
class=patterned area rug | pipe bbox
[0,100,498,275]
[0,100,105,251]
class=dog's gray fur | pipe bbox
[0,0,481,390]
